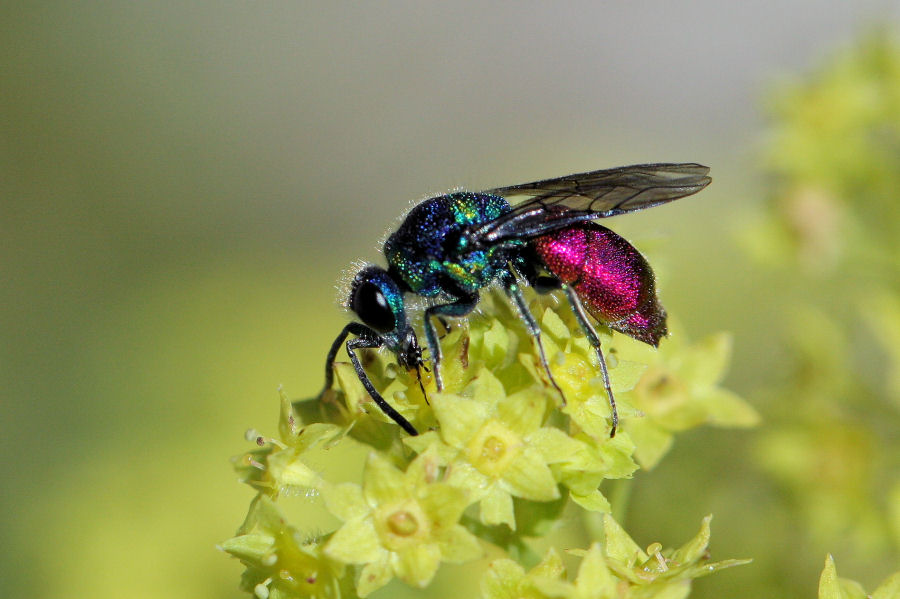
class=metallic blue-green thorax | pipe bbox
[384,192,517,296]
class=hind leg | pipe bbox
[561,285,619,437]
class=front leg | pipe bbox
[346,334,419,436]
[322,322,374,394]
[322,322,419,435]
[424,292,479,391]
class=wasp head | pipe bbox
[348,265,424,370]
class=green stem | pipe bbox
[607,478,634,525]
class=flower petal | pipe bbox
[393,543,442,587]
[602,514,647,564]
[481,484,515,529]
[574,544,616,596]
[437,525,483,563]
[419,483,471,528]
[324,518,385,564]
[363,452,407,507]
[502,448,560,502]
[497,389,546,436]
[569,489,611,513]
[481,559,526,599]
[673,514,712,564]
[322,481,369,522]
[531,547,566,580]
[432,393,489,448]
[446,461,491,500]
[357,559,393,597]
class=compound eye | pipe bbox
[352,281,396,334]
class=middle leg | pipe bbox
[500,270,566,404]
[424,292,479,391]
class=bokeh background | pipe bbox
[3,3,899,598]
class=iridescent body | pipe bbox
[533,223,666,346]
[384,192,517,296]
[322,163,712,437]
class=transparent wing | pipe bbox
[472,163,710,246]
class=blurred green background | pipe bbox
[3,3,899,598]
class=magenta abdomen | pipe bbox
[532,223,667,346]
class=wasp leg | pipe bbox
[415,364,429,405]
[436,316,452,337]
[322,322,370,394]
[531,275,562,295]
[322,322,418,435]
[561,284,618,437]
[345,334,419,435]
[423,293,479,391]
[501,274,566,405]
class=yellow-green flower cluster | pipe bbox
[222,494,352,599]
[817,555,900,599]
[745,32,900,572]
[746,33,900,275]
[223,291,754,597]
[322,449,482,595]
[482,515,748,599]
